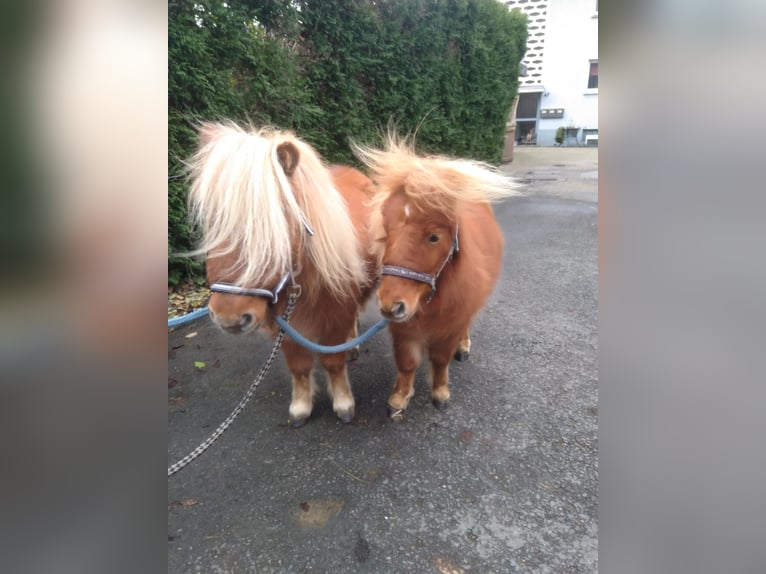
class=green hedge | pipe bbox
[169,0,527,285]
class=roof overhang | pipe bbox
[518,85,545,94]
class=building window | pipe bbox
[588,61,598,89]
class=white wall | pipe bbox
[536,0,598,145]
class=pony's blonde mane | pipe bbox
[187,121,366,298]
[353,135,520,213]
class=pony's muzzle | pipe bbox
[209,309,257,334]
[380,300,409,322]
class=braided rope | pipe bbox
[167,289,299,477]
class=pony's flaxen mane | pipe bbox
[353,135,520,213]
[187,122,366,298]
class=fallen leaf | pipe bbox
[172,343,184,350]
[435,558,465,574]
[366,468,381,481]
[168,395,187,407]
[169,498,199,508]
[168,378,178,389]
[185,332,198,339]
[194,361,206,369]
[299,502,310,512]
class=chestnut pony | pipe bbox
[187,122,378,426]
[355,138,519,419]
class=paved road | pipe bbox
[168,147,598,573]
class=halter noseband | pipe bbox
[381,225,459,303]
[208,218,313,304]
[210,271,292,305]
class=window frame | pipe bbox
[587,60,598,91]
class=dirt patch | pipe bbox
[295,498,345,528]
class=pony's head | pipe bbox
[187,122,366,333]
[354,136,519,321]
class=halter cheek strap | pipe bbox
[380,225,459,303]
[210,271,291,305]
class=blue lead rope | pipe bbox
[274,316,389,354]
[168,306,388,354]
[168,307,210,329]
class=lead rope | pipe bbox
[168,287,301,477]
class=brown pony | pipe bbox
[355,138,519,419]
[187,122,378,426]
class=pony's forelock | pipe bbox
[187,122,366,298]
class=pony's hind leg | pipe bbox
[347,318,361,363]
[283,342,316,427]
[388,338,423,420]
[320,352,355,423]
[454,328,471,362]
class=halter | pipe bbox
[208,218,314,304]
[381,225,459,303]
[210,271,292,305]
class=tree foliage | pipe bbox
[169,0,527,284]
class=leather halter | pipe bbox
[208,219,314,304]
[210,271,291,305]
[381,225,459,303]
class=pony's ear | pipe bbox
[276,142,300,177]
[198,123,219,147]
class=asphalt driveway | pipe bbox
[168,146,598,573]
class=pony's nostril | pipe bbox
[240,313,253,328]
[391,301,406,319]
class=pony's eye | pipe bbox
[428,234,439,243]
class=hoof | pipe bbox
[387,405,406,421]
[337,409,354,424]
[432,398,450,411]
[347,347,360,362]
[453,350,470,362]
[289,416,308,428]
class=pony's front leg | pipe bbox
[388,337,423,420]
[429,342,457,410]
[282,341,316,428]
[454,328,471,362]
[346,318,360,363]
[319,352,355,424]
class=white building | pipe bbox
[505,0,598,147]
